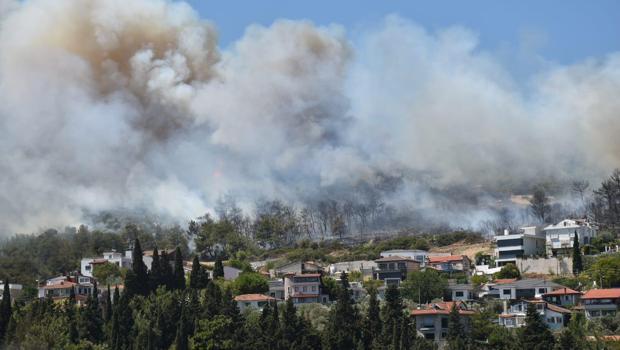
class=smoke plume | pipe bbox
[0,0,618,233]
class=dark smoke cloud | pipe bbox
[0,1,618,233]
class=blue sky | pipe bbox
[187,0,619,65]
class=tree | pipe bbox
[232,272,269,295]
[190,255,210,289]
[78,285,104,343]
[322,273,360,350]
[495,263,521,279]
[589,254,620,288]
[361,288,381,349]
[401,269,448,304]
[175,304,190,350]
[111,292,133,350]
[446,303,467,350]
[149,247,163,291]
[519,302,555,350]
[131,238,150,296]
[173,247,186,290]
[529,186,551,223]
[573,232,583,275]
[104,285,113,323]
[0,279,11,344]
[191,315,234,350]
[556,313,588,350]
[381,284,404,348]
[213,257,225,279]
[160,251,174,290]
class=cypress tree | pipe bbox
[112,292,133,350]
[109,286,120,347]
[66,288,78,344]
[204,281,222,318]
[175,305,189,350]
[323,273,360,350]
[213,256,224,279]
[173,247,186,290]
[149,247,162,291]
[260,301,280,350]
[573,232,583,275]
[0,279,12,343]
[446,303,466,350]
[362,288,381,349]
[381,284,403,346]
[189,255,209,289]
[161,252,174,290]
[104,285,113,323]
[131,238,149,296]
[519,302,555,350]
[79,284,104,343]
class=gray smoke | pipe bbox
[0,1,618,234]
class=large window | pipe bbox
[497,238,523,247]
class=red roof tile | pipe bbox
[543,287,581,296]
[494,278,518,284]
[582,289,620,299]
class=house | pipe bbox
[581,288,620,319]
[209,266,242,281]
[495,226,546,266]
[473,264,502,277]
[374,256,421,286]
[234,294,276,312]
[446,283,476,301]
[274,261,323,277]
[267,279,285,300]
[411,301,474,344]
[494,279,565,300]
[544,219,597,256]
[283,273,329,305]
[38,275,96,305]
[498,299,571,330]
[542,287,582,307]
[0,281,23,302]
[380,250,430,267]
[427,255,471,273]
[327,260,376,280]
[81,249,157,278]
[478,279,518,298]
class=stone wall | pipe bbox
[515,257,573,275]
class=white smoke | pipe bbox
[0,1,618,233]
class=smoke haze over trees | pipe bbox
[0,0,619,235]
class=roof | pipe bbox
[427,255,468,264]
[381,249,427,254]
[286,273,322,278]
[90,259,109,264]
[234,294,276,302]
[496,279,563,289]
[543,287,582,296]
[43,281,76,289]
[411,308,475,316]
[494,278,518,284]
[291,293,322,298]
[582,288,620,299]
[546,303,572,314]
[375,256,417,263]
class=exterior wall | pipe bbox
[543,294,580,307]
[451,289,473,301]
[414,314,470,345]
[545,220,597,255]
[583,298,619,319]
[381,250,429,267]
[515,257,572,275]
[237,300,271,313]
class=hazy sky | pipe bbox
[188,0,620,65]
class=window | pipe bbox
[455,291,464,297]
[85,265,91,271]
[538,288,546,294]
[502,289,511,295]
[302,286,307,292]
[311,286,316,292]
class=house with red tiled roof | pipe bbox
[581,288,620,319]
[427,255,471,273]
[411,301,474,344]
[499,299,571,330]
[542,287,582,307]
[37,274,96,306]
[234,294,276,312]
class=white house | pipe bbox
[447,283,476,301]
[283,273,329,305]
[495,279,564,300]
[81,249,155,278]
[495,226,546,266]
[234,294,276,312]
[544,219,597,256]
[38,274,96,305]
[0,281,23,301]
[499,299,571,330]
[380,250,430,267]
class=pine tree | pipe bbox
[573,232,583,275]
[519,302,555,350]
[204,281,222,318]
[173,247,186,290]
[213,256,225,279]
[131,238,150,296]
[149,247,163,291]
[0,279,12,344]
